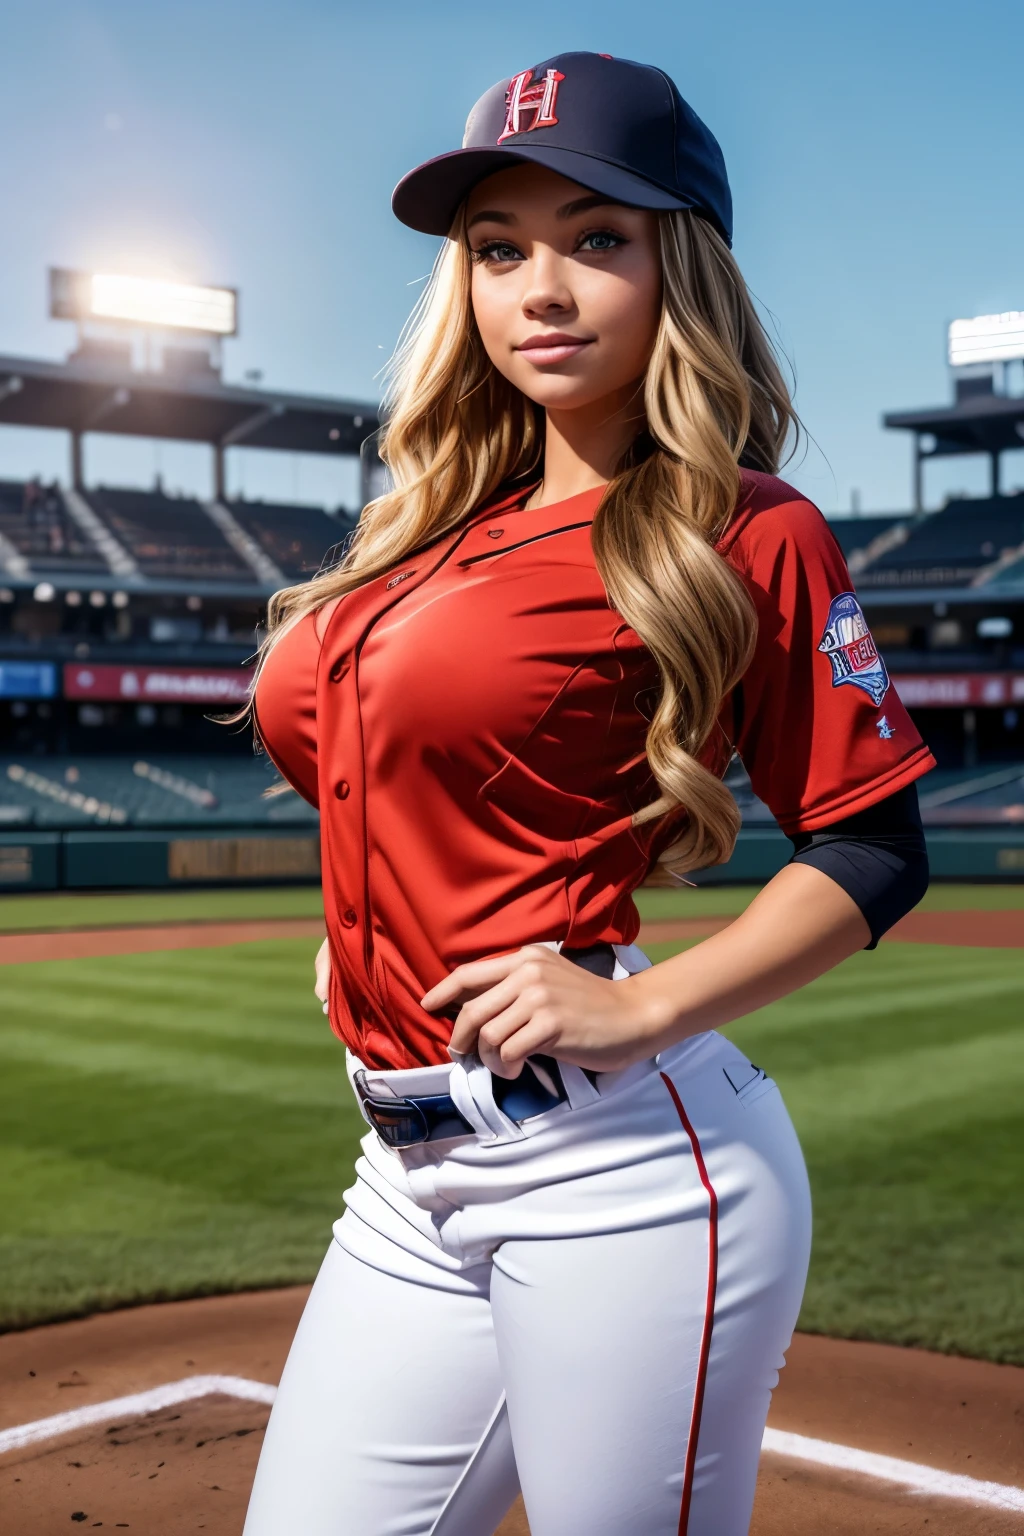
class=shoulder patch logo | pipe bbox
[876,715,895,739]
[818,592,890,707]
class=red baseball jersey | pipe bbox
[255,471,933,1069]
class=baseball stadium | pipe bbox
[2,30,1024,1536]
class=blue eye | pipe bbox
[579,230,624,252]
[473,241,522,264]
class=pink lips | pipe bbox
[515,333,594,365]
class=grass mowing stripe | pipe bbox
[0,1062,360,1208]
[1,926,1020,1359]
[0,1027,349,1108]
[0,986,338,1056]
[795,1110,1024,1360]
[737,971,1024,1033]
[0,1145,278,1235]
[2,880,1020,936]
[0,886,324,932]
[772,1032,1024,1137]
[0,941,331,1051]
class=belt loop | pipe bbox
[557,1061,602,1109]
[612,941,653,978]
[448,1049,524,1141]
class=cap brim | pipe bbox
[392,144,691,237]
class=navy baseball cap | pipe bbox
[392,51,732,247]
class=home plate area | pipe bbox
[1,1288,1021,1534]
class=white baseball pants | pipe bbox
[243,945,811,1536]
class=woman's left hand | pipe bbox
[420,944,665,1078]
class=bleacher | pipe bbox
[227,498,355,581]
[0,754,318,830]
[983,550,1024,588]
[855,494,1024,588]
[827,515,906,562]
[725,756,1024,828]
[84,487,254,583]
[0,479,108,573]
[917,764,1024,825]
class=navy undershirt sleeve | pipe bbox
[787,782,929,949]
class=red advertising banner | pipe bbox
[63,663,255,704]
[893,673,1024,708]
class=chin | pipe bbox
[507,369,612,412]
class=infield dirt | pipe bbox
[2,906,1023,965]
[1,1287,1021,1535]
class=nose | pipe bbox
[520,247,575,321]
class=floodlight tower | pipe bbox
[49,268,239,490]
[884,311,1024,511]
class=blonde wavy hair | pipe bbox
[256,208,798,875]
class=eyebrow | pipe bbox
[465,193,627,232]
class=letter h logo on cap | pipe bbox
[497,66,565,143]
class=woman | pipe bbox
[244,52,933,1536]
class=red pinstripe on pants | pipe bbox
[661,1071,720,1535]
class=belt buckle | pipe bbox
[354,1071,429,1148]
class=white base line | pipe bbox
[762,1427,1024,1515]
[0,1375,275,1455]
[0,1375,1021,1516]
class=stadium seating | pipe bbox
[856,494,1024,588]
[980,549,1024,588]
[0,754,318,829]
[227,499,356,580]
[827,515,906,562]
[916,763,1024,824]
[724,758,1024,827]
[84,488,255,582]
[0,479,108,574]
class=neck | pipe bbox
[528,384,645,509]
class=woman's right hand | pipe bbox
[314,937,331,1014]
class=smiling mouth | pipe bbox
[515,335,594,365]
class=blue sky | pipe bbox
[0,0,1021,513]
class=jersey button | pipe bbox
[334,779,350,799]
[340,907,358,928]
[487,527,504,539]
[330,658,350,683]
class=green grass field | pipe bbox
[0,884,1021,1363]
[0,886,325,932]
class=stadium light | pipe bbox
[91,275,236,334]
[49,268,238,336]
[948,311,1024,368]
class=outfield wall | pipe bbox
[686,828,1024,884]
[0,829,320,892]
[1,825,1022,892]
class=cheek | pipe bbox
[471,273,516,373]
[583,262,661,370]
